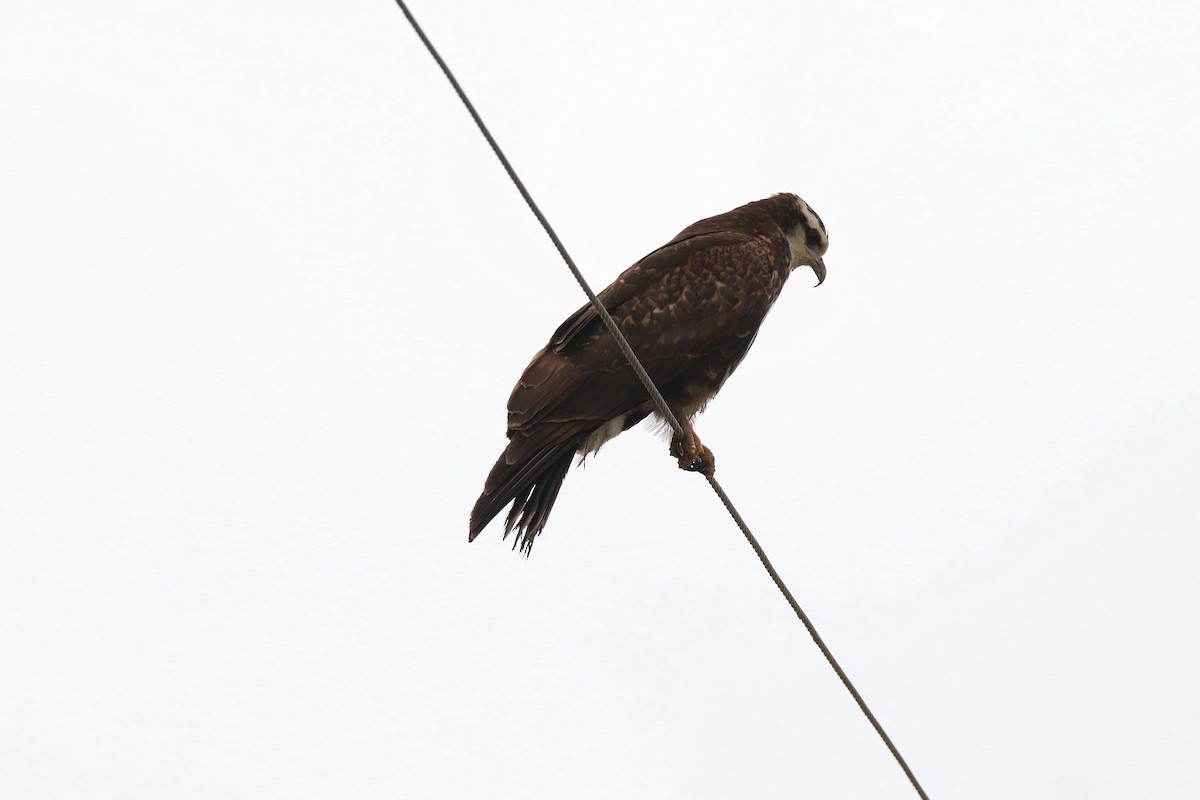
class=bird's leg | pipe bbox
[671,418,715,477]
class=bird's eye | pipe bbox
[804,227,822,249]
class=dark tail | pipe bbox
[469,425,587,554]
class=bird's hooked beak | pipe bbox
[811,258,826,287]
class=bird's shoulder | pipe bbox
[549,228,787,354]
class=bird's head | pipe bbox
[779,194,828,286]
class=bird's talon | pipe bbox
[674,443,715,476]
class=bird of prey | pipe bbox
[469,193,828,553]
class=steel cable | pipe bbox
[394,3,929,797]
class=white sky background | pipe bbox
[3,1,1199,797]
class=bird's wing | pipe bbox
[546,230,737,353]
[508,230,789,431]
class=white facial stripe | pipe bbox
[785,224,812,270]
[781,197,823,268]
[796,199,828,252]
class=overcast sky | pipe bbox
[4,1,1200,798]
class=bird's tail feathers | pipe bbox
[469,425,587,554]
[499,450,573,554]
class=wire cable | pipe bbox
[393,3,929,797]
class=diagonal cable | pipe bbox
[392,0,687,444]
[393,3,929,798]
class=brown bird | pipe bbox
[469,193,828,553]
